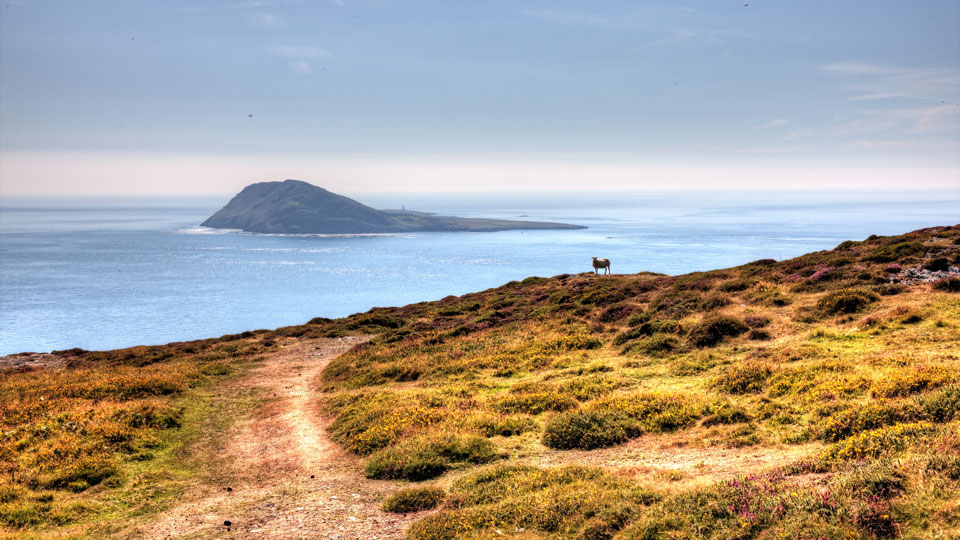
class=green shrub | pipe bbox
[542,409,638,450]
[816,288,879,315]
[867,241,925,262]
[382,486,445,513]
[624,335,680,356]
[711,363,772,394]
[700,294,731,310]
[716,279,752,292]
[688,316,749,348]
[648,291,703,318]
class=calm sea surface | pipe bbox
[1,190,957,355]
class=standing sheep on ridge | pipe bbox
[592,257,611,275]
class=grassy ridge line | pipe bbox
[317,225,960,539]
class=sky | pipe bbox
[0,0,958,195]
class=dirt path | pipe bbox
[130,336,420,540]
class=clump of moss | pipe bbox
[382,486,446,513]
[688,316,749,348]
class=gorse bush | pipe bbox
[819,422,935,464]
[815,403,907,442]
[870,365,954,398]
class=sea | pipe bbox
[1,190,957,356]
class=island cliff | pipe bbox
[201,180,586,234]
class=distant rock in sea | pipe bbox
[201,180,586,234]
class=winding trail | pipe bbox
[130,336,419,540]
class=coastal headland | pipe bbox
[201,180,586,234]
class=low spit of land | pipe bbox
[2,225,959,539]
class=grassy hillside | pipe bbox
[319,225,960,539]
[1,225,958,539]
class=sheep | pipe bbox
[592,257,611,275]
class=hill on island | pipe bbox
[201,179,585,234]
[3,225,960,539]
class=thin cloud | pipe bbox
[265,44,329,74]
[517,8,619,27]
[836,105,959,135]
[758,118,788,129]
[784,128,814,141]
[176,0,298,13]
[246,12,282,28]
[288,60,311,74]
[855,139,959,152]
[822,62,960,102]
[518,4,702,28]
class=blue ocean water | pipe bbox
[0,190,957,355]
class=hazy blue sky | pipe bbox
[1,0,958,194]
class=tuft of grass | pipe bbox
[542,409,637,450]
[365,433,499,481]
[711,363,773,394]
[382,486,445,513]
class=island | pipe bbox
[200,179,586,234]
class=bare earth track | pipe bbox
[129,336,420,540]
